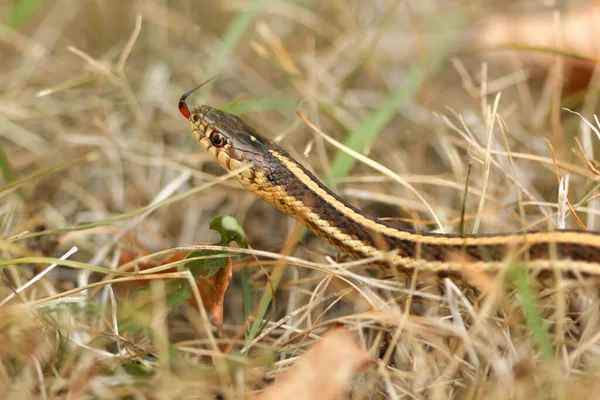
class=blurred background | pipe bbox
[2,0,600,397]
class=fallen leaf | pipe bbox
[257,327,371,400]
[173,251,233,330]
[476,5,600,94]
[118,245,233,333]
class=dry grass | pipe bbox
[2,1,600,398]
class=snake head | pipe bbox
[184,102,277,184]
[179,83,290,198]
[179,82,272,181]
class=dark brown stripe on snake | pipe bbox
[179,94,600,278]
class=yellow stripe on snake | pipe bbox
[178,84,600,280]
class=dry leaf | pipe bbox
[118,244,232,331]
[476,5,600,93]
[257,327,372,400]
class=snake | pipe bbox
[178,83,600,279]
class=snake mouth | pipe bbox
[189,119,222,161]
[189,120,210,144]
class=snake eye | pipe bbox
[191,114,200,123]
[210,132,227,148]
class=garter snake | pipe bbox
[179,83,600,279]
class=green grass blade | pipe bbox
[7,0,43,28]
[327,29,455,185]
[510,262,554,359]
[328,67,425,184]
[35,75,95,97]
[240,267,251,321]
[205,0,270,88]
[0,154,95,196]
[9,169,240,243]
[0,146,14,183]
[0,256,133,275]
[246,262,285,344]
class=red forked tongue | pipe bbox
[178,99,190,119]
[178,77,217,119]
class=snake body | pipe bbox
[179,87,600,278]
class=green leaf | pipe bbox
[129,279,193,312]
[184,215,248,279]
[164,280,192,310]
[183,253,227,279]
[185,215,252,320]
[122,362,155,378]
[211,215,248,248]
